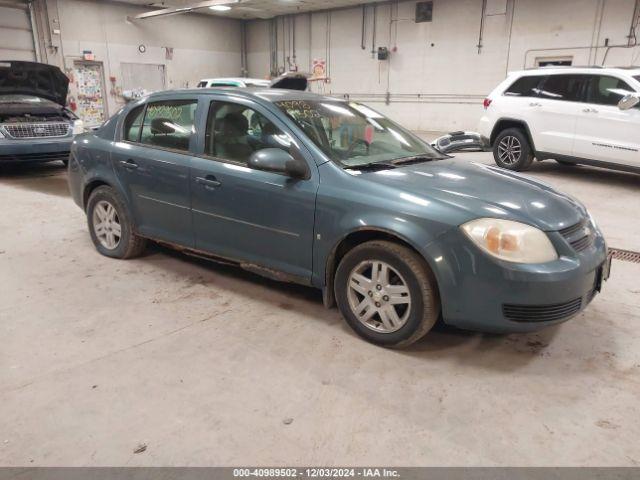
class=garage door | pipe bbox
[0,1,36,61]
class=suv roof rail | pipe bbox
[524,65,605,70]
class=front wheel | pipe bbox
[493,128,534,171]
[335,240,440,348]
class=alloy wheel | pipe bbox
[497,135,522,165]
[347,260,412,333]
[92,200,122,250]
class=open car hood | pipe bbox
[0,61,69,106]
[269,72,309,91]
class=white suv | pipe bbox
[478,67,640,173]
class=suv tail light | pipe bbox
[483,98,492,109]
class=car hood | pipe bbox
[359,159,586,231]
[270,72,308,91]
[0,61,69,106]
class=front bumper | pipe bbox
[425,226,608,333]
[431,131,486,153]
[0,136,73,163]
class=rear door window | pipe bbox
[503,75,544,97]
[139,99,197,152]
[585,75,636,106]
[537,74,586,102]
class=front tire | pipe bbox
[335,240,440,348]
[86,186,147,259]
[493,128,534,171]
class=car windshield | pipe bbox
[274,100,443,167]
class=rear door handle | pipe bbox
[529,102,542,107]
[195,175,221,188]
[120,159,138,169]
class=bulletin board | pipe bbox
[71,61,107,127]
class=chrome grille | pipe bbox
[2,122,70,139]
[559,220,594,253]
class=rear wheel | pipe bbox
[493,128,534,171]
[335,240,439,348]
[86,186,147,259]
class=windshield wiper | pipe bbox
[343,162,397,171]
[391,155,446,166]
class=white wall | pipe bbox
[51,0,242,116]
[247,0,640,131]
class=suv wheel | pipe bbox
[493,128,534,171]
[335,240,439,348]
[86,186,147,259]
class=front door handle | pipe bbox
[529,102,542,107]
[582,107,599,113]
[120,159,138,170]
[195,175,221,188]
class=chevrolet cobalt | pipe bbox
[68,88,610,347]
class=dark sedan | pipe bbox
[68,87,611,347]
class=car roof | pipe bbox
[199,77,270,84]
[509,66,640,77]
[146,87,344,104]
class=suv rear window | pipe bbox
[504,75,543,97]
[537,74,585,102]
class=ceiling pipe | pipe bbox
[128,0,238,21]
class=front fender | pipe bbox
[312,198,456,291]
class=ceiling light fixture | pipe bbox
[210,5,232,10]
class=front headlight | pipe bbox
[461,218,558,264]
[72,119,85,135]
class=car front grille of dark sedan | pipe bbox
[559,220,595,252]
[2,122,70,139]
[503,297,583,323]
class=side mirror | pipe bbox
[247,148,309,179]
[618,94,640,111]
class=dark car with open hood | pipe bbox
[0,61,82,165]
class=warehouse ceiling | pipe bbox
[120,0,382,19]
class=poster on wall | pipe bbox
[72,61,107,127]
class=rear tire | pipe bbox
[493,128,534,171]
[334,240,440,348]
[86,186,147,259]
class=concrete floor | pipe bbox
[1,153,639,467]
